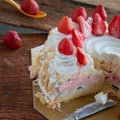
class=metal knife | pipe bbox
[64,99,116,120]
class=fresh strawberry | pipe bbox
[21,0,40,15]
[3,30,22,50]
[76,47,88,65]
[58,16,73,35]
[71,7,88,22]
[92,4,107,21]
[72,29,85,48]
[77,16,92,38]
[58,38,74,55]
[108,14,120,39]
[92,13,106,36]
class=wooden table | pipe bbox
[0,0,119,31]
[0,34,48,120]
[0,0,119,120]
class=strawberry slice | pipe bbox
[3,30,22,50]
[108,14,120,39]
[77,16,92,38]
[92,4,107,21]
[58,38,74,55]
[92,13,106,36]
[21,0,40,15]
[71,7,88,22]
[72,29,85,48]
[58,16,73,35]
[76,47,88,65]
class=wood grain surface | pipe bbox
[0,33,48,120]
[72,0,120,12]
[0,0,119,31]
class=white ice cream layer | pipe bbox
[54,50,78,74]
[84,35,120,64]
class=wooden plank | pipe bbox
[0,33,48,120]
[72,0,120,12]
[0,0,118,31]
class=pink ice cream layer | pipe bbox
[105,72,120,84]
[57,74,104,93]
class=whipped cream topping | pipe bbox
[44,28,66,52]
[69,18,79,30]
[87,17,93,25]
[52,49,79,81]
[46,18,79,49]
[48,47,100,85]
[84,35,120,64]
[56,53,104,93]
[37,79,58,102]
[55,49,77,66]
[47,48,79,86]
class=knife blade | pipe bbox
[64,99,116,120]
[0,23,48,34]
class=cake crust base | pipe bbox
[33,80,120,120]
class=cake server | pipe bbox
[64,99,116,120]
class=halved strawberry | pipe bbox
[21,0,40,15]
[76,47,88,65]
[92,4,107,21]
[92,13,106,36]
[71,29,85,48]
[108,14,120,39]
[58,38,74,55]
[71,7,88,23]
[3,30,22,50]
[58,16,73,35]
[77,16,92,38]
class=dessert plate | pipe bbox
[33,82,120,120]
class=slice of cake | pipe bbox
[30,35,105,109]
[84,14,120,97]
[84,35,120,84]
[29,4,120,109]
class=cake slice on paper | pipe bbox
[29,4,120,109]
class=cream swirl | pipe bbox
[84,35,120,64]
[48,28,66,43]
[55,50,77,66]
[46,19,78,49]
[53,49,79,77]
[44,28,66,52]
